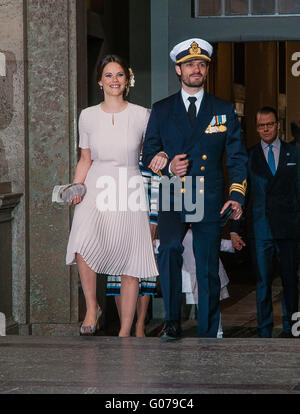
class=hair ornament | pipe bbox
[129,68,135,87]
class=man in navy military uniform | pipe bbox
[231,107,300,338]
[142,38,248,339]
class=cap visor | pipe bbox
[176,54,211,64]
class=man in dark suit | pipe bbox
[231,106,300,338]
[142,38,248,339]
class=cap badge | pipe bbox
[189,41,201,57]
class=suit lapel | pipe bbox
[170,92,192,152]
[267,140,287,189]
[255,140,288,194]
[275,140,286,175]
[253,144,273,179]
[183,91,213,154]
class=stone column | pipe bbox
[0,183,22,334]
[0,0,28,334]
[26,0,81,335]
[0,0,86,335]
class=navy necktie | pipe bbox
[188,97,197,126]
[267,144,276,175]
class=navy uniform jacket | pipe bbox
[142,91,248,223]
[232,141,300,239]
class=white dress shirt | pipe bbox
[181,88,204,115]
[261,136,281,170]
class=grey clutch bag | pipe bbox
[52,183,86,203]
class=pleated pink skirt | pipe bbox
[66,165,158,279]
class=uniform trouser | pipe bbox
[251,238,299,337]
[158,210,221,338]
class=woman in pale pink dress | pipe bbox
[66,55,158,336]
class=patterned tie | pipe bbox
[188,96,197,126]
[267,144,276,175]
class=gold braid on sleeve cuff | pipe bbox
[229,179,247,196]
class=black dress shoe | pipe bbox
[160,321,181,342]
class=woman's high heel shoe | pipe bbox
[80,306,102,336]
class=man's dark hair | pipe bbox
[256,106,279,122]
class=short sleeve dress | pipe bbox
[66,102,158,279]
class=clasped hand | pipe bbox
[148,151,169,173]
[149,153,189,177]
[230,233,246,251]
[169,154,189,176]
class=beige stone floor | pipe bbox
[1,335,300,394]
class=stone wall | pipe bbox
[0,0,27,331]
[0,0,83,335]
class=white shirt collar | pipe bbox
[261,136,281,150]
[181,88,204,104]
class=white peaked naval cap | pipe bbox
[170,38,213,64]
